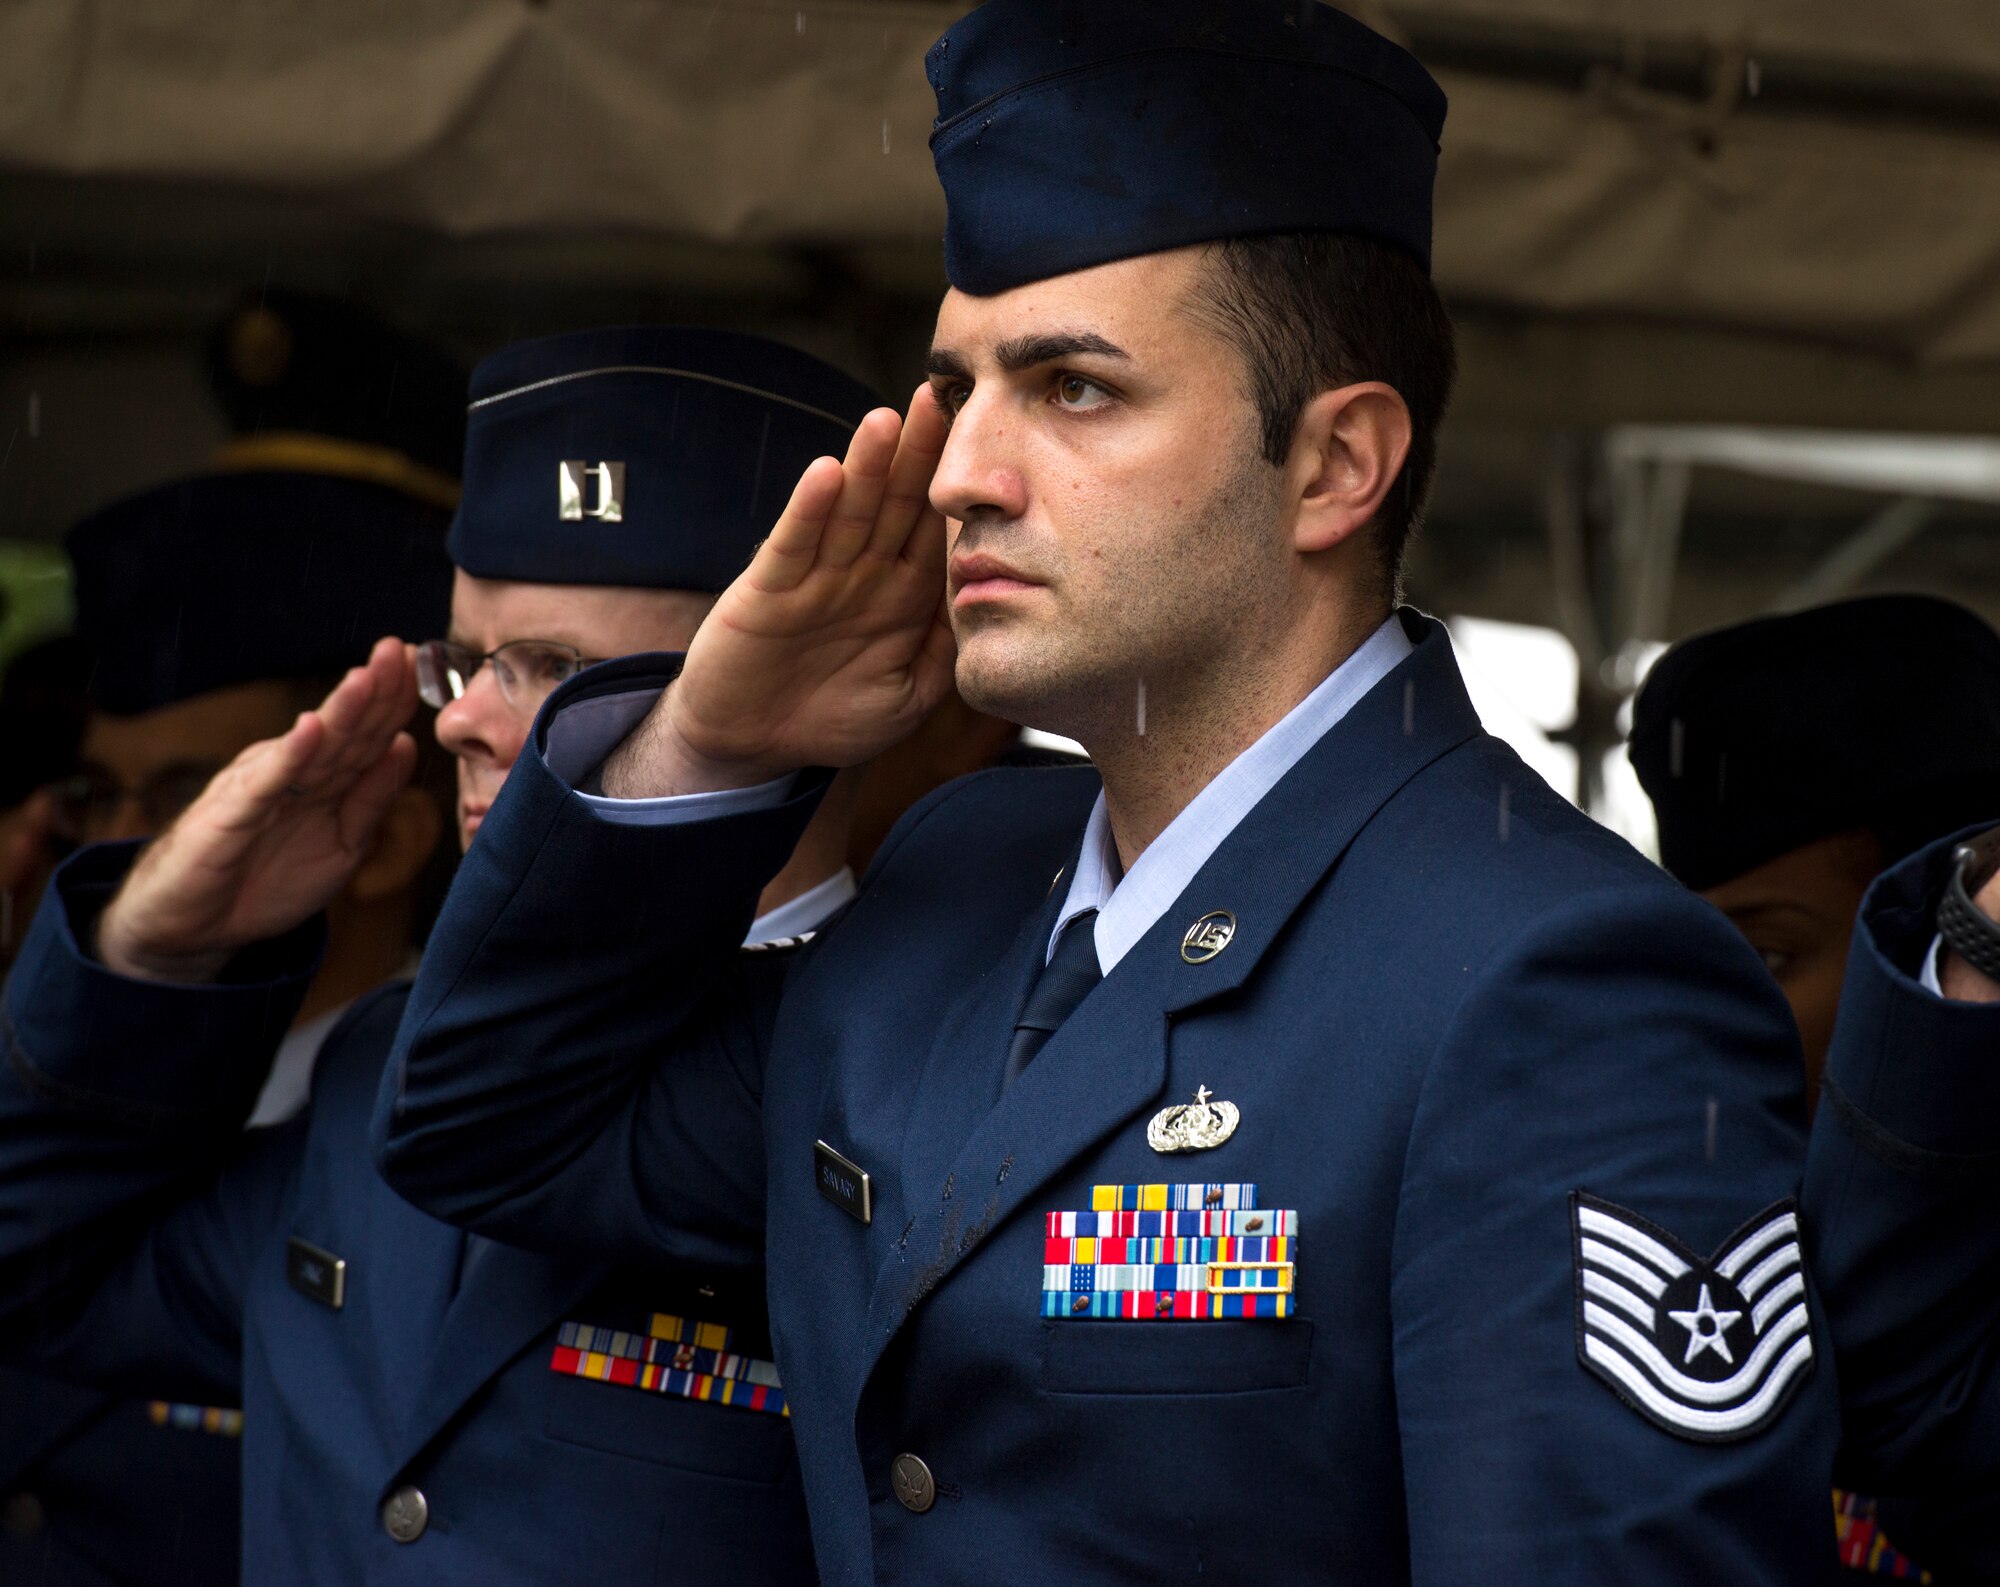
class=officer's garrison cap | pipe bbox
[449,327,883,592]
[67,472,454,716]
[925,0,1448,296]
[1630,595,2000,890]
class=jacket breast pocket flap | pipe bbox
[1040,1318,1314,1396]
[542,1370,794,1485]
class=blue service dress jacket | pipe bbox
[375,613,1842,1585]
[1806,832,2000,1579]
[0,1365,241,1587]
[0,844,816,1587]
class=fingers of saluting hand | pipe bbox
[289,639,419,793]
[336,731,419,853]
[868,386,950,566]
[756,456,852,593]
[817,408,907,571]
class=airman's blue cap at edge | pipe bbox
[450,326,884,593]
[925,0,1448,296]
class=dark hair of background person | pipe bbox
[0,635,92,809]
[1191,232,1458,602]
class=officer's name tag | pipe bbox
[814,1139,873,1224]
[285,1236,347,1310]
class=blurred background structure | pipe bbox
[4,0,1999,844]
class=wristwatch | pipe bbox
[1937,826,2000,984]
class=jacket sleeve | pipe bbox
[373,657,833,1270]
[1393,884,1840,1585]
[1804,831,2000,1575]
[0,843,320,1401]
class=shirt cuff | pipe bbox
[543,680,794,825]
[1920,934,1946,996]
[578,776,796,827]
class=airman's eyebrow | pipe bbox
[924,347,973,381]
[992,332,1128,372]
[923,333,1130,382]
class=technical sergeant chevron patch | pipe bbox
[1571,1191,1815,1443]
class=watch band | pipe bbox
[1937,826,2000,984]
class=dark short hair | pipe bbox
[1191,232,1457,600]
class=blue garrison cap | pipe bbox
[1632,596,2000,891]
[926,0,1448,295]
[68,472,454,716]
[450,327,883,591]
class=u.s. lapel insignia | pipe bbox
[1571,1192,1815,1443]
[1180,910,1236,964]
[1146,1086,1241,1154]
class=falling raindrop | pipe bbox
[1704,1096,1719,1161]
[1497,782,1511,841]
[881,118,892,155]
[1136,679,1147,736]
[1402,679,1415,735]
[26,392,39,440]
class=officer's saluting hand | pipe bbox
[94,637,420,984]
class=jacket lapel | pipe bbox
[894,852,1078,1210]
[384,1234,602,1483]
[857,615,1482,1388]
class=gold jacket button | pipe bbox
[381,1485,430,1543]
[890,1452,936,1514]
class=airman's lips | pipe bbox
[950,551,1042,608]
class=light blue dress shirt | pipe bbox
[547,616,1409,976]
[1049,615,1410,974]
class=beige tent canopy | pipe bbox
[3,0,1998,732]
[6,0,2000,366]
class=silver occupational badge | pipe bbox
[1146,1085,1241,1154]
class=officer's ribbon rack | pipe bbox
[549,1311,789,1417]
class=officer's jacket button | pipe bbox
[381,1485,430,1543]
[1,1492,47,1540]
[890,1452,936,1514]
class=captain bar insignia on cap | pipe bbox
[559,460,625,522]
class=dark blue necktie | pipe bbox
[1004,910,1102,1088]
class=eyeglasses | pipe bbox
[48,761,224,843]
[415,639,599,715]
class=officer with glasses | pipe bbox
[0,326,876,1584]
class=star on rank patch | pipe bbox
[1570,1192,1814,1443]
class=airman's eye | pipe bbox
[1758,947,1796,981]
[933,381,972,416]
[1054,374,1109,409]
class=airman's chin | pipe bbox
[954,633,1091,744]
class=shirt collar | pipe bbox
[1052,614,1414,974]
[748,866,857,944]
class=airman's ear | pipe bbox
[1285,382,1411,557]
